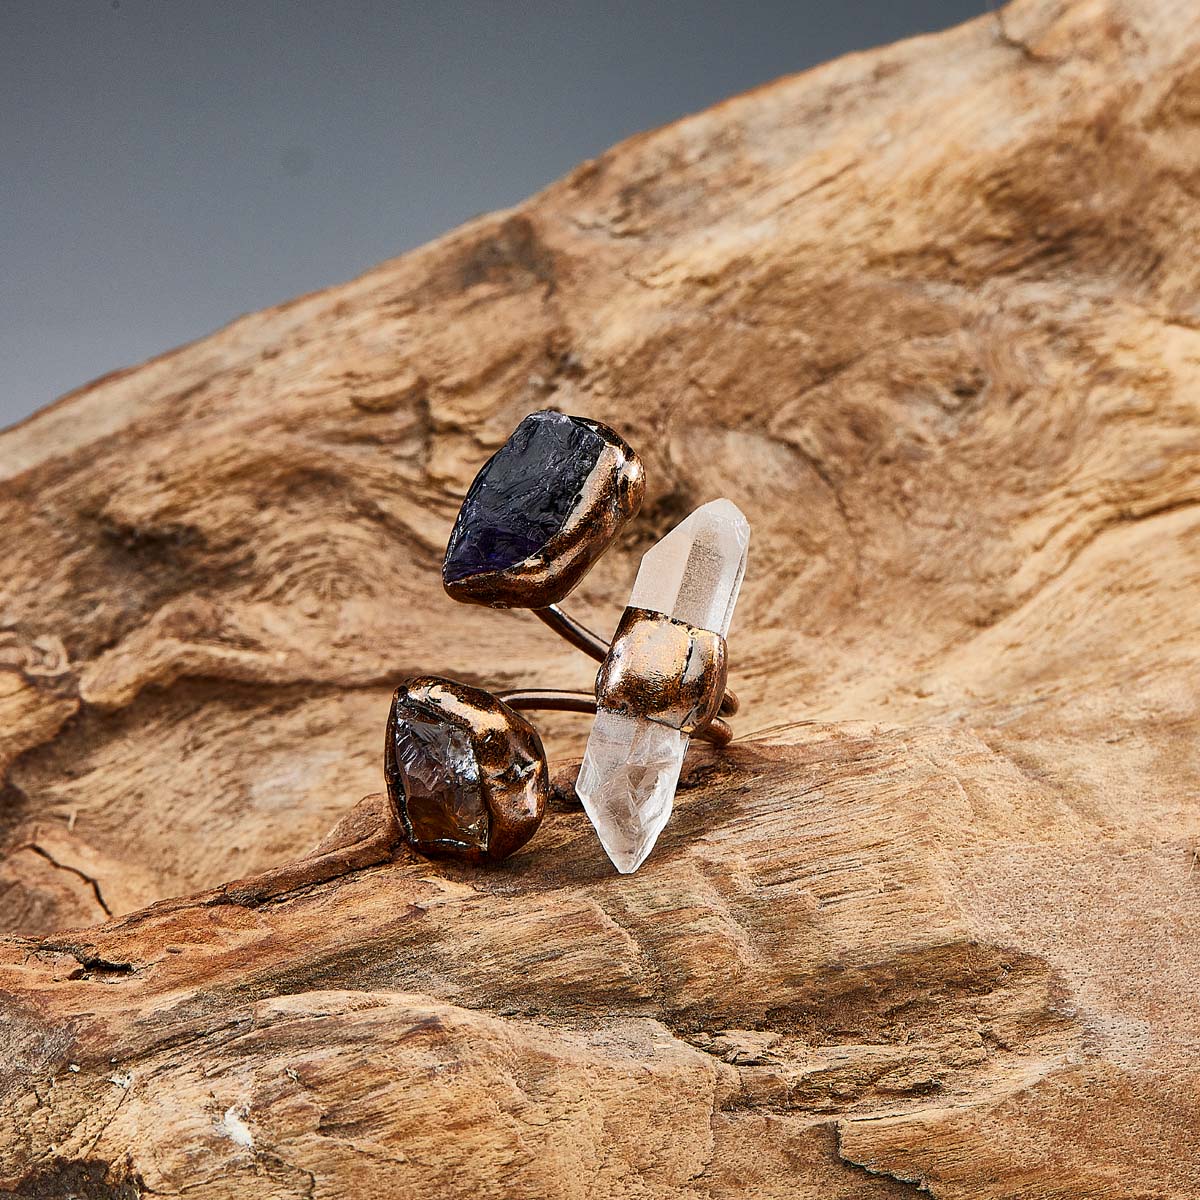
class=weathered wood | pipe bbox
[2,0,1199,1194]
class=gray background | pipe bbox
[1,0,986,430]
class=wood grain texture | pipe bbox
[2,0,1199,1194]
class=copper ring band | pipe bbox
[533,604,739,717]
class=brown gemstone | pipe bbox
[390,705,488,852]
[384,677,549,862]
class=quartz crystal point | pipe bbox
[576,499,750,873]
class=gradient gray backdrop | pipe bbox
[2,0,986,429]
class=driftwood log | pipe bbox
[2,0,1199,1195]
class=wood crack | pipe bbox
[834,1121,934,1197]
[23,842,112,918]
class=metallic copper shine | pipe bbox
[533,603,739,716]
[594,606,729,736]
[497,686,732,746]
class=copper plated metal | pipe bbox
[533,604,610,662]
[533,603,739,716]
[594,607,729,735]
[443,417,645,610]
[387,412,745,864]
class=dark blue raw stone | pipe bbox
[392,701,489,851]
[443,411,605,583]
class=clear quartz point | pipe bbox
[576,499,750,873]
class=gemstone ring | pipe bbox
[384,410,750,874]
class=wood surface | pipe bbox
[2,0,1199,1194]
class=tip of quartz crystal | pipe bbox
[608,845,652,874]
[627,495,750,637]
[599,830,660,874]
[574,710,686,875]
[696,496,749,529]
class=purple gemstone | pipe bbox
[442,410,605,584]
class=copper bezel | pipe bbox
[594,606,729,736]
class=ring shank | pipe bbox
[498,688,733,747]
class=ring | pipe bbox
[383,410,750,873]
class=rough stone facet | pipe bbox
[576,499,750,873]
[443,410,605,583]
[627,498,750,638]
[390,697,488,853]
